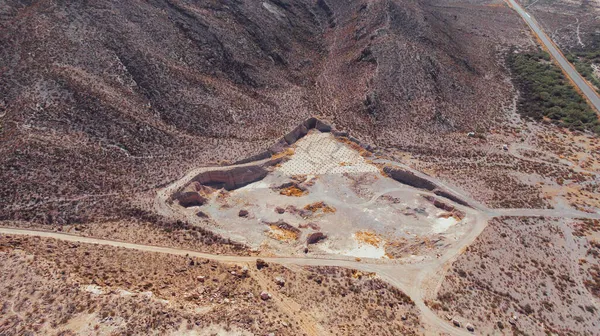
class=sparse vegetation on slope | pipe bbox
[507,50,600,134]
[567,51,600,93]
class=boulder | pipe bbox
[196,211,210,218]
[238,209,249,217]
[306,232,327,244]
[466,323,474,332]
[275,206,285,214]
[178,192,207,207]
[452,319,461,328]
[275,277,285,286]
[260,291,271,301]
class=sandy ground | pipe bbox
[180,132,473,259]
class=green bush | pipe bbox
[507,50,600,134]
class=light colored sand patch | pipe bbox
[278,132,379,176]
[432,216,458,234]
[321,233,388,259]
[238,180,270,191]
[83,284,104,295]
[262,2,286,20]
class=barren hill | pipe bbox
[1,0,528,224]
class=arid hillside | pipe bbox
[0,0,531,224]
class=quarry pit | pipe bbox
[164,120,477,261]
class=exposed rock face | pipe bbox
[384,166,471,208]
[306,232,327,244]
[177,158,282,202]
[265,220,301,235]
[235,118,334,164]
[284,124,309,145]
[423,195,455,212]
[383,166,437,191]
[178,192,207,207]
[299,222,321,230]
[194,166,269,190]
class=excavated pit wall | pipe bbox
[383,166,471,208]
[172,117,378,206]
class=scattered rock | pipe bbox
[260,291,272,300]
[256,259,268,270]
[196,211,209,218]
[306,232,327,244]
[299,222,321,230]
[238,209,249,217]
[177,192,207,207]
[401,315,407,321]
[197,276,205,283]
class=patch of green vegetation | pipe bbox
[567,51,600,93]
[507,50,600,134]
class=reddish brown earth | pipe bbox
[0,0,531,225]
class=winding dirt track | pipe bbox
[3,149,600,334]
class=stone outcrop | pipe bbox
[176,158,282,204]
[178,191,207,207]
[383,166,437,191]
[284,124,309,144]
[192,165,269,190]
[384,166,471,208]
[306,232,327,244]
[235,118,334,165]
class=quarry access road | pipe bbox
[506,0,600,114]
[145,152,600,335]
[0,224,478,336]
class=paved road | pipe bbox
[506,0,600,113]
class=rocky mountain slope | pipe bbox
[0,0,529,224]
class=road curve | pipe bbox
[506,0,600,113]
[0,226,475,335]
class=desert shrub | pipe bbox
[507,49,600,134]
